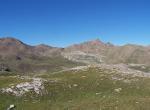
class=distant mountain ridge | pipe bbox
[63,38,150,65]
[0,37,61,57]
[0,37,150,74]
[0,37,82,74]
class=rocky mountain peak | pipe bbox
[0,37,26,46]
[87,39,104,45]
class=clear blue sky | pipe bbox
[0,0,150,47]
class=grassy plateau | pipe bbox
[1,67,150,110]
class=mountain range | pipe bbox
[0,37,150,74]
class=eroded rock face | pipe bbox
[1,78,46,96]
[62,51,103,64]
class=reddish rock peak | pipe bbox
[86,39,104,45]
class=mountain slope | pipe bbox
[63,39,150,65]
[0,37,83,74]
[1,37,150,74]
[62,39,110,64]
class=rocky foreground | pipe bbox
[0,77,46,96]
[1,63,150,97]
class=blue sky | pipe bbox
[0,0,150,47]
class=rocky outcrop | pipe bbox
[1,78,46,96]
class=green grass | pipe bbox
[0,56,84,74]
[0,75,31,88]
[1,67,150,110]
[129,65,150,72]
